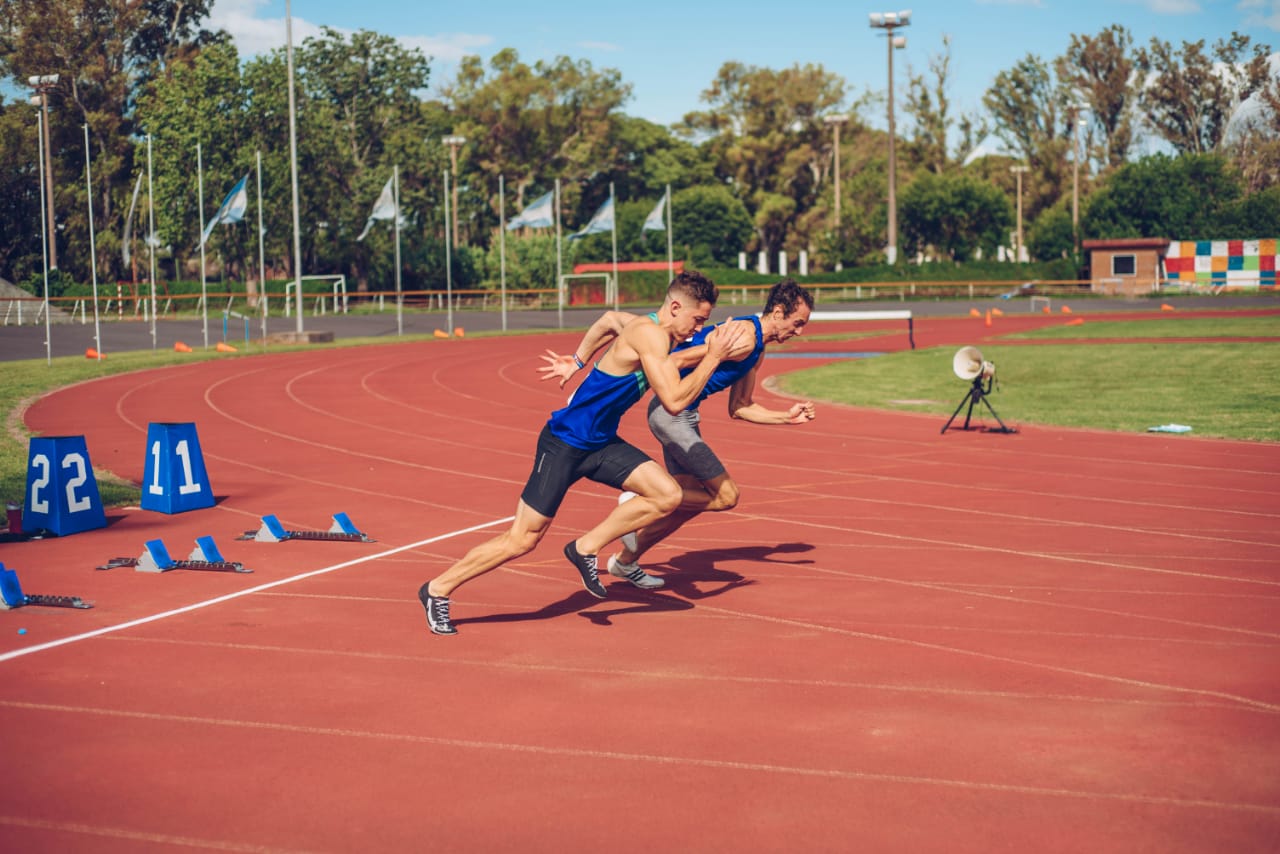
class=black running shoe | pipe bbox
[564,541,608,598]
[418,582,457,635]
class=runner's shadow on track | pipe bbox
[653,542,814,599]
[453,589,691,628]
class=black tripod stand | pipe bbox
[940,374,1016,434]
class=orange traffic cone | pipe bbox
[174,341,193,353]
[1161,303,1176,311]
[991,307,1004,317]
[85,347,103,360]
[984,309,992,327]
[453,327,465,338]
[1065,318,1085,326]
[969,308,981,318]
[215,341,237,353]
[433,329,449,339]
[1061,305,1073,314]
[1042,305,1051,314]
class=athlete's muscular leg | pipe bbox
[573,460,680,556]
[428,499,551,597]
[620,472,739,564]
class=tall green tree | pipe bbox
[679,61,846,257]
[1082,153,1243,239]
[899,170,1013,262]
[0,0,224,283]
[1054,25,1143,171]
[1137,32,1271,155]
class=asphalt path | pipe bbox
[3,292,1277,362]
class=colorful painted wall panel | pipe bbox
[1165,239,1278,288]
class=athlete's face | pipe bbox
[768,304,811,343]
[673,300,713,340]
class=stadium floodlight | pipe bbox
[28,74,59,269]
[442,135,467,247]
[941,346,1016,434]
[869,11,911,265]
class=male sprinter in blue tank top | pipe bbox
[542,280,815,588]
[419,272,747,635]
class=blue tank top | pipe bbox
[674,314,765,410]
[546,315,659,450]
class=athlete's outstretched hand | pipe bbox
[704,319,750,362]
[537,349,578,388]
[786,401,816,423]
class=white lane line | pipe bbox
[0,517,513,664]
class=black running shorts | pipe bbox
[520,425,653,518]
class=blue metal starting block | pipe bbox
[0,563,93,609]
[96,536,251,573]
[237,512,374,543]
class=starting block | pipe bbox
[0,563,93,609]
[237,512,375,543]
[96,536,252,573]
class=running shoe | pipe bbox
[607,554,665,589]
[418,582,457,635]
[618,490,639,553]
[564,540,608,598]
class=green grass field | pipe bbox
[3,313,1278,509]
[778,314,1280,441]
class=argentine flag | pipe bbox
[357,175,398,241]
[568,196,614,240]
[642,195,667,232]
[507,190,555,230]
[200,174,249,247]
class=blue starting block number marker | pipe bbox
[24,436,106,536]
[141,423,214,514]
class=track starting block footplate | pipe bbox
[237,512,375,543]
[0,565,93,609]
[96,537,251,573]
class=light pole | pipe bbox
[1072,107,1089,256]
[29,74,59,269]
[442,135,466,247]
[824,114,848,270]
[1010,164,1029,263]
[869,10,910,265]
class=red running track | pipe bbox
[1,313,1278,852]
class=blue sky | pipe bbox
[215,0,1277,136]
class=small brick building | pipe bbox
[1082,237,1169,296]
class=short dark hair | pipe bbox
[762,279,814,317]
[667,270,719,307]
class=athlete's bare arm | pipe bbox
[728,358,816,424]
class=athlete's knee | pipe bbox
[651,477,683,515]
[501,525,545,558]
[707,479,740,511]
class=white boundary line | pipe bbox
[0,516,514,664]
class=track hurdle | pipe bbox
[810,309,915,349]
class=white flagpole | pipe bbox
[256,150,266,347]
[286,0,304,333]
[83,124,102,359]
[555,177,563,329]
[666,183,673,282]
[197,142,209,348]
[394,165,402,336]
[444,169,453,334]
[147,133,157,349]
[499,174,507,332]
[36,111,51,365]
[610,182,619,310]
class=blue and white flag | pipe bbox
[567,196,614,240]
[506,190,554,230]
[200,174,249,246]
[641,194,667,232]
[357,175,397,242]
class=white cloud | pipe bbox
[1141,0,1201,14]
[974,0,1044,6]
[207,0,491,61]
[1237,0,1280,30]
[577,41,622,52]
